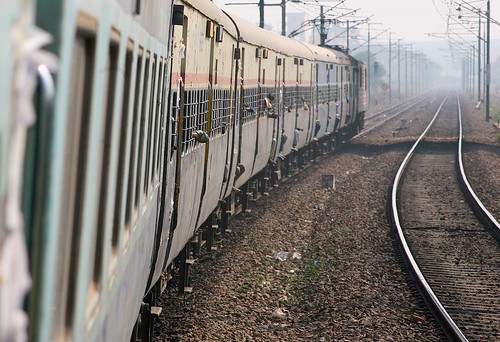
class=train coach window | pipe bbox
[211,89,223,135]
[153,58,166,179]
[210,89,230,136]
[93,34,119,290]
[135,51,151,213]
[283,86,294,110]
[181,89,208,151]
[200,90,208,131]
[318,85,328,104]
[112,43,133,254]
[242,88,258,123]
[64,30,96,329]
[181,90,194,152]
[144,54,157,197]
[170,90,178,158]
[125,46,143,233]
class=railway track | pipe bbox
[356,94,430,139]
[389,93,500,341]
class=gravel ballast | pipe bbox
[154,95,498,341]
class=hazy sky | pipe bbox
[213,0,500,43]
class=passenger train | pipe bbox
[1,0,366,341]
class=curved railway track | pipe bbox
[390,93,500,341]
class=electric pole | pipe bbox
[388,32,393,104]
[320,5,326,45]
[486,0,490,121]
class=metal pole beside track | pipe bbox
[485,0,490,122]
[389,32,392,104]
[368,23,371,109]
[281,0,286,36]
[259,0,264,28]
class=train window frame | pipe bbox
[64,28,96,330]
[111,40,134,264]
[153,57,165,180]
[170,90,178,159]
[126,45,144,233]
[144,54,158,198]
[134,50,150,215]
[92,33,120,296]
[242,87,257,123]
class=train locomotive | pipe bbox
[0,0,366,341]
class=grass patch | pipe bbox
[234,283,250,293]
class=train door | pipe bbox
[270,56,282,161]
[315,63,319,134]
[279,57,286,153]
[337,66,345,127]
[220,43,241,199]
[306,62,314,143]
[192,19,217,229]
[235,45,247,175]
[166,12,189,263]
[352,66,358,125]
[327,64,332,131]
[293,58,300,147]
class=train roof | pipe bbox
[182,0,359,66]
[182,0,238,37]
[300,43,354,65]
[227,13,314,60]
[221,10,356,66]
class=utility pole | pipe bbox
[259,0,264,28]
[228,0,287,36]
[472,47,475,97]
[388,33,392,104]
[320,5,326,45]
[478,14,481,103]
[346,20,350,51]
[486,0,490,121]
[281,0,286,36]
[410,46,413,96]
[367,23,371,109]
[483,20,486,101]
[405,46,408,98]
[398,39,402,100]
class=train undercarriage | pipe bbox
[131,116,364,341]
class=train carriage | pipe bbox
[166,0,239,267]
[2,0,177,341]
[229,16,316,187]
[305,45,340,139]
[1,0,366,341]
